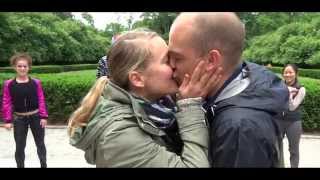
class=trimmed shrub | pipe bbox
[1,70,320,131]
[267,66,320,80]
[0,70,95,124]
[0,64,98,74]
[243,15,320,68]
[270,73,320,131]
[299,76,320,131]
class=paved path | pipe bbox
[0,126,319,168]
[283,134,320,167]
[0,126,94,168]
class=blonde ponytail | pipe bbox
[68,76,108,137]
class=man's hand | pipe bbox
[178,60,222,100]
[40,119,47,128]
[4,123,13,130]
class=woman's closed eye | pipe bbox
[162,55,170,64]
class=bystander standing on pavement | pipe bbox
[1,53,48,168]
[277,64,306,168]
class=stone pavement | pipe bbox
[0,126,319,168]
[283,134,320,167]
[0,126,94,168]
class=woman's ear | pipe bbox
[128,71,145,88]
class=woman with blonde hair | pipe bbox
[68,30,222,167]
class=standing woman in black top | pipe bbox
[1,53,48,168]
[278,64,306,168]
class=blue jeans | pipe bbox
[13,113,47,168]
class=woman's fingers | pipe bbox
[4,123,12,130]
[190,60,205,84]
[204,67,223,94]
[177,74,191,100]
[199,65,218,86]
[180,74,190,90]
[178,60,223,99]
[40,119,47,128]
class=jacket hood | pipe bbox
[215,62,289,115]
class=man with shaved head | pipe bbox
[169,12,289,167]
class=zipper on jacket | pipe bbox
[211,104,217,117]
[202,104,217,127]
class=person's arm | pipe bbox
[1,80,13,123]
[289,87,306,111]
[94,98,209,167]
[35,79,48,122]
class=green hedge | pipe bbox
[298,76,320,131]
[0,13,109,66]
[1,70,320,131]
[242,16,320,67]
[0,64,98,74]
[268,66,320,80]
[0,70,95,124]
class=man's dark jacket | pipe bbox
[207,62,289,167]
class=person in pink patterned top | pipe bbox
[1,53,48,168]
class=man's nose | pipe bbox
[169,59,176,69]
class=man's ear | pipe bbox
[128,71,145,88]
[207,49,222,69]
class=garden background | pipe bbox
[0,12,319,131]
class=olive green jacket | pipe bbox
[70,82,209,167]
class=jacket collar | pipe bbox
[203,62,250,112]
[104,81,166,136]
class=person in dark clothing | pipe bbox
[1,53,48,168]
[96,56,108,79]
[277,64,306,168]
[168,12,289,167]
[96,34,121,79]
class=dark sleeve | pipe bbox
[96,58,103,79]
[210,116,274,167]
[96,57,108,79]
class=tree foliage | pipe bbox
[243,13,320,67]
[104,22,128,37]
[132,12,178,41]
[2,12,320,68]
[81,12,95,27]
[0,12,108,66]
[52,12,74,20]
